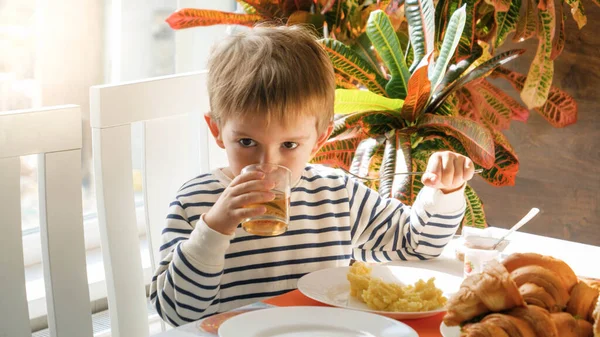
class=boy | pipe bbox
[150,25,474,326]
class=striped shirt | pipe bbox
[149,165,465,326]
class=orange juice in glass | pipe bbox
[241,163,291,236]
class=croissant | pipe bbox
[568,281,600,321]
[461,314,534,337]
[444,260,525,326]
[518,282,559,312]
[503,253,578,292]
[594,298,600,337]
[511,264,570,310]
[462,305,593,337]
[446,253,598,337]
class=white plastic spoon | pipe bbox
[492,207,540,250]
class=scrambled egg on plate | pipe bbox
[347,262,447,312]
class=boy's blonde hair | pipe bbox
[207,24,335,134]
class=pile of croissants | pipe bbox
[443,253,600,337]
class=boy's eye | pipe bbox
[238,138,256,147]
[282,142,298,149]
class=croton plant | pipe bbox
[166,0,595,228]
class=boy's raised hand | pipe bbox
[421,151,475,194]
[204,171,276,235]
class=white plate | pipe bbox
[218,306,418,337]
[297,265,462,320]
[440,322,460,337]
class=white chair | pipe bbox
[90,71,226,337]
[0,105,92,337]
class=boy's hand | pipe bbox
[421,151,475,194]
[203,171,276,235]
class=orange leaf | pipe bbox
[417,114,495,168]
[166,9,264,29]
[493,67,577,127]
[464,81,512,130]
[490,0,511,11]
[400,60,431,122]
[311,133,368,170]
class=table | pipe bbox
[154,227,600,337]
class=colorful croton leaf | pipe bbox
[492,67,577,127]
[520,0,555,109]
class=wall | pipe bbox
[469,2,600,246]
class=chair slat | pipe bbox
[39,150,93,337]
[142,115,202,275]
[92,125,149,337]
[0,105,80,159]
[90,71,209,129]
[0,157,31,337]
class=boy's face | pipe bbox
[205,114,333,183]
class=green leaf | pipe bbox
[378,134,397,198]
[428,49,525,113]
[350,138,378,176]
[494,0,521,48]
[564,0,587,28]
[365,143,386,191]
[335,89,404,114]
[321,39,388,96]
[435,52,480,97]
[165,9,265,29]
[379,131,413,199]
[463,184,487,228]
[333,108,405,139]
[493,67,577,127]
[366,10,411,99]
[236,1,257,14]
[400,59,432,122]
[551,2,566,60]
[351,32,382,72]
[459,0,479,56]
[416,114,495,168]
[513,0,538,43]
[405,0,436,71]
[435,94,460,117]
[521,1,555,109]
[430,5,467,91]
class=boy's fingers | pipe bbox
[230,179,275,196]
[453,156,465,185]
[425,153,441,175]
[440,154,454,187]
[231,171,265,186]
[423,154,442,188]
[464,158,475,181]
[232,191,275,208]
[234,206,267,220]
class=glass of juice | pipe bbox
[240,163,291,236]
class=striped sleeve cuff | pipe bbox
[417,184,466,215]
[180,214,234,268]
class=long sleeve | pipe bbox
[149,198,233,326]
[346,176,466,262]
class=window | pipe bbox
[3,0,236,332]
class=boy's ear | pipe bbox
[311,122,334,156]
[204,113,225,149]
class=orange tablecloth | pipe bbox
[264,289,444,337]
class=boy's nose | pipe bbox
[259,148,280,165]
